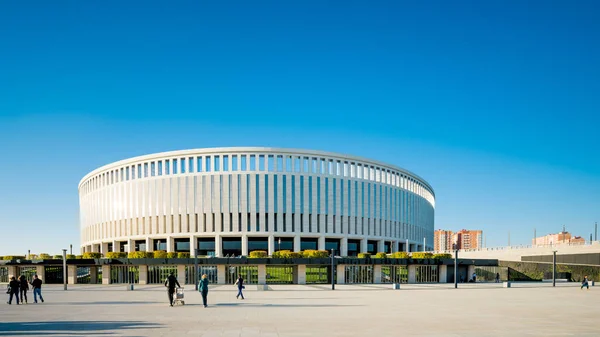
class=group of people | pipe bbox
[164,272,245,307]
[6,274,44,305]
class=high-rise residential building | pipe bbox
[532,230,586,246]
[434,229,483,251]
[434,230,454,251]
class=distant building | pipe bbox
[434,230,454,251]
[532,231,586,246]
[434,229,483,251]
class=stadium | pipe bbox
[79,147,435,257]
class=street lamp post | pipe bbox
[194,248,199,291]
[453,243,458,289]
[70,244,73,256]
[552,250,557,287]
[331,248,335,291]
[62,249,67,291]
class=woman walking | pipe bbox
[199,274,209,308]
[235,276,245,300]
[19,275,29,304]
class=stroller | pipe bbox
[173,287,185,305]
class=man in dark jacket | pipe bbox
[7,276,20,305]
[164,272,180,307]
[30,274,44,303]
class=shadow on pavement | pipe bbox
[211,303,362,307]
[0,321,162,336]
[42,301,162,305]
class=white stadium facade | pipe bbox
[79,147,435,256]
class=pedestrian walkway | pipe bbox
[0,283,598,336]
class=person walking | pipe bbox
[198,274,209,308]
[472,273,477,283]
[164,272,180,307]
[30,274,44,303]
[581,275,590,290]
[7,277,20,305]
[235,276,245,300]
[495,273,500,283]
[19,275,29,304]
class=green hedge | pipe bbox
[105,252,127,259]
[83,252,102,259]
[75,255,84,259]
[391,251,410,259]
[249,250,268,258]
[39,253,51,259]
[357,253,371,259]
[272,250,303,258]
[3,256,26,260]
[177,252,190,258]
[53,255,63,259]
[153,250,168,259]
[166,252,178,259]
[373,252,388,259]
[66,254,76,259]
[433,253,452,259]
[302,250,329,258]
[128,251,153,259]
[411,252,433,259]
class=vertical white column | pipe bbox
[222,173,230,233]
[258,174,265,232]
[303,173,309,233]
[241,174,247,233]
[276,172,283,233]
[268,235,275,256]
[215,235,222,257]
[294,235,301,252]
[290,173,301,234]
[232,173,239,232]
[268,173,275,233]
[340,237,348,256]
[242,235,248,256]
[319,174,326,234]
[250,173,256,232]
[318,236,325,251]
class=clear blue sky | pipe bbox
[1,1,599,255]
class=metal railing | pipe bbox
[185,265,218,285]
[381,265,408,284]
[148,265,177,284]
[225,266,258,285]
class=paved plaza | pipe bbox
[1,282,598,336]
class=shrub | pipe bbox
[357,253,371,259]
[105,252,127,259]
[392,251,410,259]
[53,255,63,259]
[3,256,26,260]
[66,254,76,259]
[166,252,178,259]
[373,252,388,259]
[128,251,152,259]
[249,250,268,258]
[302,250,330,258]
[433,253,452,259]
[177,252,190,258]
[39,253,51,260]
[75,255,84,259]
[411,252,433,259]
[271,251,282,258]
[153,250,168,259]
[28,254,38,259]
[83,252,102,259]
